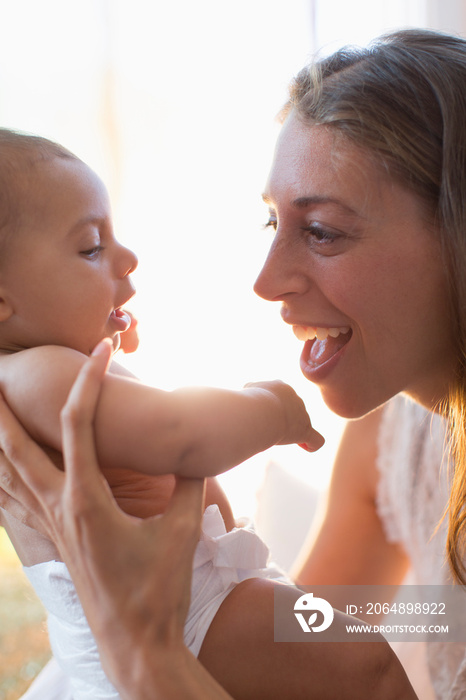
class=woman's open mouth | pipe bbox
[293,325,352,378]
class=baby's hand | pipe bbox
[245,380,325,452]
[119,311,139,354]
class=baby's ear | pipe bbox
[0,291,14,322]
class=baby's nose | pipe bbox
[119,245,138,277]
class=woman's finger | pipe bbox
[163,476,206,551]
[159,477,206,583]
[0,393,65,537]
[0,488,50,536]
[165,476,206,529]
[0,393,63,503]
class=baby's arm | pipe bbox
[0,344,323,479]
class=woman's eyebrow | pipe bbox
[262,192,359,216]
[293,195,355,211]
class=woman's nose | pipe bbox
[254,233,308,302]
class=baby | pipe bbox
[0,130,323,699]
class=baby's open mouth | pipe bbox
[111,307,132,332]
[293,325,352,367]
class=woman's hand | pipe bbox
[0,340,230,699]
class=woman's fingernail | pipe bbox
[92,338,113,356]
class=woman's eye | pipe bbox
[80,245,104,258]
[303,223,340,245]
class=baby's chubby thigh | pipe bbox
[198,578,336,700]
[198,578,416,700]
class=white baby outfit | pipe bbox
[23,505,286,700]
[376,393,466,699]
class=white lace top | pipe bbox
[376,394,466,699]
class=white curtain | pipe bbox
[425,0,466,34]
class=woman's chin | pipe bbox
[319,385,387,420]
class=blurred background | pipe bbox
[0,0,464,696]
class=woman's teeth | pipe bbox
[292,325,350,341]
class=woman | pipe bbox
[254,29,463,696]
[1,26,465,697]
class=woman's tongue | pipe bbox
[307,332,351,367]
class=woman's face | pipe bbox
[254,114,456,418]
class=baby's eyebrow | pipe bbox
[67,215,107,236]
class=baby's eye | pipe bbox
[262,212,278,231]
[80,245,104,259]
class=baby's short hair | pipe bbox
[0,128,78,238]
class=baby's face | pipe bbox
[0,157,138,355]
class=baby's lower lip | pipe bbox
[110,308,131,332]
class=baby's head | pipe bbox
[0,129,77,239]
[0,129,137,356]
